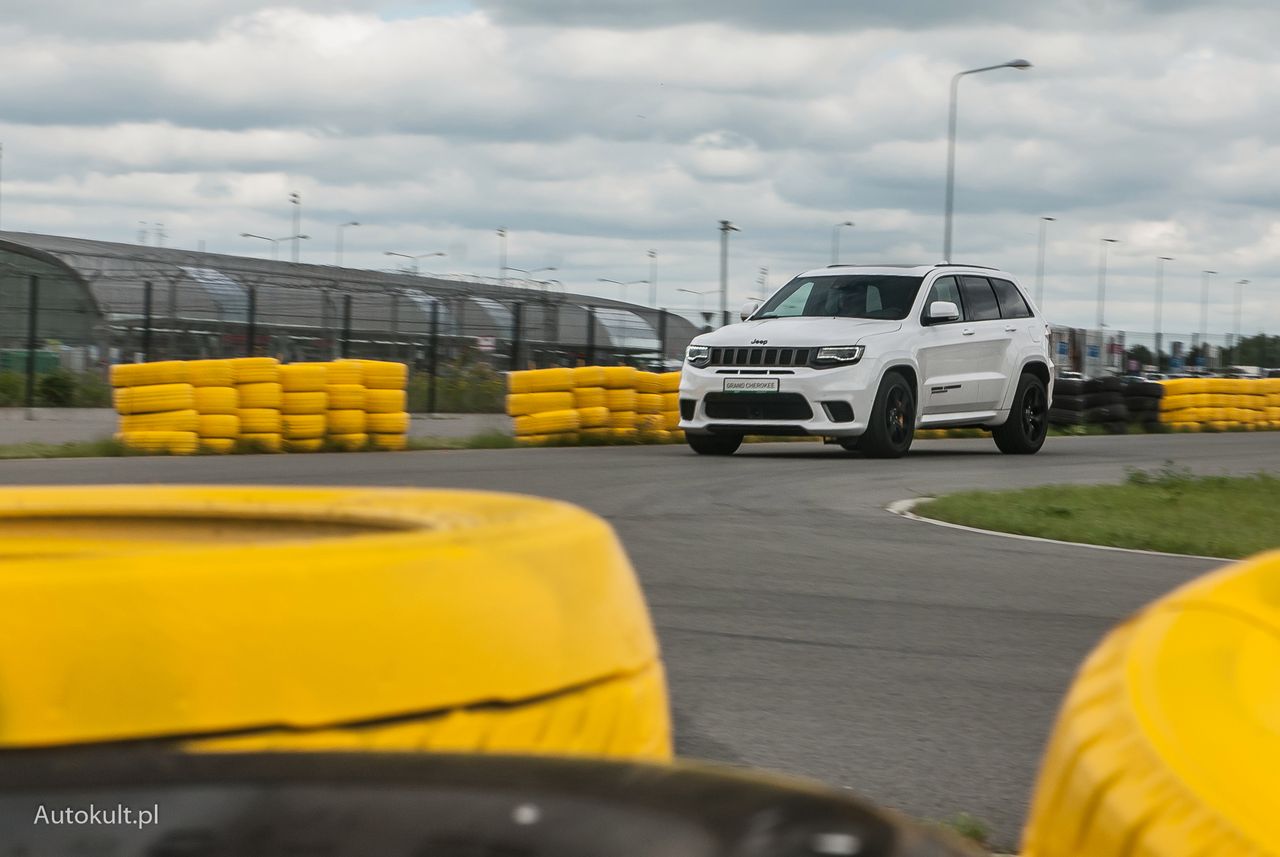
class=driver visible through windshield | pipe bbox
[753,275,924,321]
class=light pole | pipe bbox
[385,250,446,275]
[289,192,302,262]
[1096,237,1119,329]
[505,266,557,287]
[677,288,717,313]
[831,221,854,265]
[335,221,359,267]
[1035,216,1055,310]
[942,59,1032,262]
[497,227,508,285]
[1199,269,1217,358]
[1234,279,1250,355]
[242,232,309,261]
[719,220,739,327]
[1155,256,1173,370]
[598,278,649,305]
[758,267,769,292]
[648,249,658,308]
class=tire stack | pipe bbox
[233,357,283,453]
[325,360,368,451]
[188,359,238,454]
[279,364,329,453]
[1048,375,1087,428]
[1268,378,1280,429]
[352,360,411,451]
[571,366,612,443]
[1121,378,1164,433]
[111,361,199,455]
[1236,378,1268,430]
[634,371,666,441]
[602,366,640,442]
[507,368,580,446]
[1157,377,1207,431]
[659,371,682,443]
[1083,376,1129,433]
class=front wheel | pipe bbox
[859,372,916,459]
[686,433,743,456]
[993,373,1049,454]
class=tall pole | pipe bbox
[648,249,657,308]
[1096,238,1118,329]
[1155,256,1172,370]
[497,227,508,285]
[1234,279,1249,355]
[719,220,738,327]
[1,141,5,231]
[246,284,257,357]
[335,221,359,267]
[24,275,38,415]
[1199,269,1217,358]
[1035,216,1055,310]
[831,221,854,264]
[289,192,301,263]
[141,280,153,362]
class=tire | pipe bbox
[662,411,680,430]
[283,438,326,453]
[636,393,663,415]
[346,359,408,391]
[506,392,575,417]
[634,372,661,394]
[576,407,611,429]
[607,410,638,429]
[369,433,409,451]
[1050,394,1087,412]
[230,357,280,384]
[994,373,1049,454]
[278,364,328,393]
[186,359,234,388]
[600,366,639,390]
[1085,391,1123,408]
[325,384,365,410]
[686,433,742,455]
[326,409,366,435]
[0,486,668,760]
[507,368,573,395]
[604,389,638,412]
[281,391,328,415]
[325,361,364,386]
[514,409,580,436]
[366,411,410,435]
[364,388,407,414]
[237,382,283,409]
[197,414,239,439]
[1054,378,1085,397]
[109,361,188,387]
[658,371,681,393]
[115,430,199,455]
[571,366,606,388]
[281,414,326,440]
[328,432,368,451]
[237,408,282,434]
[119,409,199,434]
[572,387,608,409]
[114,383,195,415]
[200,437,236,454]
[1086,405,1129,424]
[193,386,238,415]
[1049,407,1084,426]
[859,372,916,459]
[240,432,283,452]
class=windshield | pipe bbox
[754,275,924,321]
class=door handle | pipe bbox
[961,327,976,336]
[1004,325,1018,332]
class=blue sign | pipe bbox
[1171,357,1185,369]
[1057,341,1068,356]
[1087,344,1100,358]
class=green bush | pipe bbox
[71,371,112,407]
[408,361,505,414]
[0,371,22,406]
[37,369,76,406]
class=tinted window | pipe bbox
[924,276,964,323]
[960,276,1000,321]
[755,275,924,321]
[991,278,1032,318]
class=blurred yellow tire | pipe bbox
[347,359,407,390]
[508,368,574,394]
[608,411,638,429]
[636,393,663,415]
[328,432,368,452]
[325,361,364,386]
[610,427,638,441]
[601,366,638,390]
[660,392,679,411]
[186,360,234,388]
[572,366,606,387]
[115,430,199,455]
[240,432,283,453]
[605,389,637,412]
[576,406,610,429]
[200,438,236,455]
[110,361,188,387]
[365,411,410,435]
[658,371,681,393]
[635,372,660,394]
[279,364,328,393]
[237,382,283,409]
[1023,550,1280,857]
[193,386,237,415]
[283,438,326,453]
[580,427,612,442]
[326,384,365,410]
[230,357,280,384]
[649,429,672,442]
[365,388,407,414]
[636,414,664,433]
[282,414,326,439]
[119,409,198,434]
[506,391,575,416]
[114,383,195,415]
[326,409,366,435]
[513,409,581,436]
[281,391,328,415]
[237,409,282,434]
[662,411,680,430]
[197,414,239,439]
[369,433,408,451]
[572,387,607,409]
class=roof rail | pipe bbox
[933,263,1000,271]
[825,263,933,269]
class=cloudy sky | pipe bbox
[2,0,1277,336]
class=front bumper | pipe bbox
[677,364,878,437]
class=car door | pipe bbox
[956,276,1016,410]
[916,276,985,415]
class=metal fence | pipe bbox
[1049,326,1279,376]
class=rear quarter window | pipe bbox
[990,278,1033,319]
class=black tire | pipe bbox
[1085,404,1129,424]
[859,372,916,459]
[994,372,1049,454]
[686,433,743,456]
[1049,407,1084,426]
[1085,391,1123,408]
[1050,394,1088,412]
[1054,378,1085,397]
[1125,379,1164,398]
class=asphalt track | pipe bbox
[4,432,1277,849]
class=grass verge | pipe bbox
[0,438,129,459]
[918,462,1280,558]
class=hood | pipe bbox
[692,317,902,347]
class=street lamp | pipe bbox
[385,250,446,275]
[1155,256,1174,370]
[497,227,508,284]
[648,249,658,308]
[1234,279,1250,353]
[1199,270,1217,356]
[335,221,359,267]
[942,59,1032,261]
[289,191,302,262]
[598,277,649,305]
[1035,216,1055,310]
[677,287,717,312]
[719,220,740,327]
[242,232,309,261]
[505,266,557,287]
[1096,238,1119,329]
[831,221,855,265]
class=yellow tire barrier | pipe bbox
[346,359,407,390]
[283,438,326,453]
[114,383,195,415]
[230,357,280,384]
[281,391,328,415]
[119,409,199,434]
[237,382,283,409]
[237,408,282,434]
[601,366,638,389]
[580,427,612,441]
[1023,549,1280,856]
[508,367,574,394]
[328,433,368,451]
[576,406,611,429]
[282,414,326,440]
[658,371,681,393]
[325,384,365,410]
[326,409,366,435]
[572,387,608,409]
[109,361,188,387]
[115,430,199,455]
[279,364,328,393]
[636,413,664,433]
[635,372,661,395]
[513,409,581,436]
[572,366,606,387]
[506,391,575,416]
[193,386,237,415]
[610,427,638,441]
[325,361,364,386]
[240,432,283,452]
[662,411,681,430]
[649,429,673,442]
[365,388,407,414]
[197,414,239,439]
[200,438,236,454]
[660,392,679,411]
[366,411,410,435]
[369,433,408,451]
[636,393,663,415]
[186,359,234,388]
[605,389,638,412]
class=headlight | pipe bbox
[686,345,711,368]
[814,345,864,364]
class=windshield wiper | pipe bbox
[751,313,783,320]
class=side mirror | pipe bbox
[927,300,960,323]
[740,298,763,321]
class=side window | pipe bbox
[959,276,1001,321]
[990,278,1032,319]
[924,276,964,323]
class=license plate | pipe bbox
[723,378,779,393]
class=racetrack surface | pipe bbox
[3,432,1276,849]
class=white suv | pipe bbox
[678,264,1054,458]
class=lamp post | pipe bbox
[1035,216,1055,310]
[942,59,1032,262]
[831,221,855,265]
[648,249,658,308]
[505,266,557,287]
[1199,269,1217,358]
[598,278,649,305]
[335,221,359,267]
[385,250,446,275]
[1155,256,1173,370]
[1096,238,1119,329]
[1234,279,1250,355]
[242,232,309,261]
[719,220,739,327]
[497,227,508,285]
[677,287,717,313]
[289,191,302,262]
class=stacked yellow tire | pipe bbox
[508,368,580,446]
[111,361,198,455]
[188,359,238,454]
[601,366,639,442]
[351,359,410,451]
[325,360,368,451]
[1159,377,1279,432]
[233,357,283,453]
[658,371,682,442]
[279,364,329,453]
